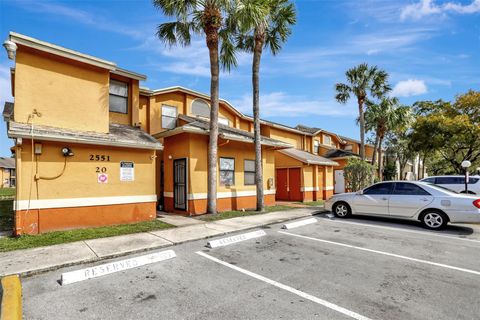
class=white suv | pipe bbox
[421,176,480,195]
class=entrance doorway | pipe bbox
[334,170,345,194]
[275,168,302,201]
[173,158,187,210]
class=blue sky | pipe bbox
[0,0,479,155]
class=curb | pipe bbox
[0,275,22,320]
[5,208,326,278]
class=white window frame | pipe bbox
[219,157,235,186]
[218,117,229,126]
[162,105,177,129]
[109,79,129,114]
[313,140,320,154]
[323,134,332,146]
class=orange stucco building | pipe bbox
[3,32,372,234]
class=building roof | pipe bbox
[324,148,360,159]
[0,157,15,169]
[278,148,339,166]
[7,121,162,150]
[9,32,146,80]
[155,114,292,149]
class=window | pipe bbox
[363,183,393,195]
[469,177,479,184]
[244,160,255,185]
[422,177,435,183]
[393,182,430,195]
[344,144,353,151]
[191,99,210,118]
[219,158,235,186]
[313,140,320,154]
[323,134,332,146]
[218,117,229,126]
[162,105,177,129]
[109,80,128,113]
[436,177,464,184]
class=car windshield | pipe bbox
[426,183,459,195]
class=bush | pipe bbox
[383,162,397,181]
[344,158,376,192]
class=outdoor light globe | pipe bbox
[3,40,17,60]
[461,160,472,168]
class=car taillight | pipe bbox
[473,199,480,208]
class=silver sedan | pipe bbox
[325,181,480,230]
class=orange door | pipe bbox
[288,168,302,201]
[276,169,289,200]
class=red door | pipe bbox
[288,168,302,201]
[276,169,289,200]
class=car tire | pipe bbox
[333,202,351,218]
[420,210,448,230]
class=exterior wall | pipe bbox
[162,133,276,214]
[14,48,110,133]
[323,166,334,199]
[268,128,303,150]
[149,92,185,135]
[138,95,149,132]
[14,140,157,234]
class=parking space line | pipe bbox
[319,218,480,244]
[279,231,480,276]
[196,251,372,320]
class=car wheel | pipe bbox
[333,202,351,218]
[421,210,448,230]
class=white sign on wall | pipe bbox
[120,161,135,181]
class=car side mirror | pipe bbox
[356,190,364,195]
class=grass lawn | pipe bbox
[301,200,325,207]
[0,199,14,231]
[198,205,295,222]
[0,219,174,252]
[0,188,15,198]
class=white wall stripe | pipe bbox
[300,187,319,192]
[163,189,276,200]
[15,195,157,211]
[323,186,334,191]
[196,251,372,320]
[279,231,480,276]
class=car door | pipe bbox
[388,182,434,217]
[353,182,393,215]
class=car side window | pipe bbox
[393,183,431,196]
[468,177,479,184]
[363,183,393,195]
[422,177,435,183]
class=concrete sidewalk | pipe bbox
[0,208,321,277]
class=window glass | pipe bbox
[468,177,479,184]
[191,99,210,118]
[314,140,320,154]
[323,134,332,146]
[220,158,235,186]
[244,160,255,185]
[162,105,177,129]
[109,80,128,113]
[393,182,430,195]
[422,177,435,183]
[219,117,229,126]
[344,144,353,151]
[436,177,458,184]
[363,183,393,195]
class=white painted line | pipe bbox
[61,250,176,285]
[207,230,266,248]
[279,231,480,276]
[282,218,317,230]
[320,218,480,244]
[196,251,372,320]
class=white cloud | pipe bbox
[401,0,480,20]
[230,92,357,118]
[391,79,428,97]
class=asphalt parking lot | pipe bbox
[22,214,480,320]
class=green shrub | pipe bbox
[383,162,397,181]
[344,158,376,192]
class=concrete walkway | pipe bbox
[0,208,321,277]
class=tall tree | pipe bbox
[335,64,391,160]
[235,0,296,211]
[154,0,238,213]
[365,97,412,180]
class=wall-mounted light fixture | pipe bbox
[3,40,17,60]
[61,147,74,157]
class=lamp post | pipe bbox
[461,160,472,193]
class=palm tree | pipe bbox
[154,0,238,214]
[235,0,296,211]
[335,63,391,160]
[365,97,412,180]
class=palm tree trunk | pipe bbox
[358,98,365,160]
[378,136,384,181]
[205,16,220,214]
[371,129,379,166]
[253,30,264,212]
